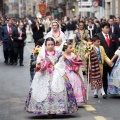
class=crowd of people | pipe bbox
[0,17,45,66]
[0,15,120,116]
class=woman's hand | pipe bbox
[36,63,41,68]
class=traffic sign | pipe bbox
[92,0,99,8]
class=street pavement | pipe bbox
[0,43,120,120]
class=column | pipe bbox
[118,0,120,17]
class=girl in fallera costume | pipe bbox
[108,48,120,95]
[25,37,78,115]
[52,41,86,104]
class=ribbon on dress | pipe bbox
[36,59,54,73]
[64,56,83,72]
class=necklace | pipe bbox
[45,50,56,56]
[52,31,60,38]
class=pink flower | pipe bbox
[110,85,113,89]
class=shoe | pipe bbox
[20,63,24,66]
[9,62,14,65]
[94,95,98,98]
[103,94,107,99]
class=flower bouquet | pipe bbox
[84,42,93,52]
[36,59,54,73]
[32,45,41,54]
[72,47,76,53]
[71,56,83,73]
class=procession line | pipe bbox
[84,105,96,111]
[94,116,107,120]
[26,45,32,53]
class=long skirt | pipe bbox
[66,69,86,103]
[108,57,120,95]
[25,71,78,115]
[75,41,86,72]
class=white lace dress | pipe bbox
[25,51,78,114]
[108,49,120,94]
[25,25,33,43]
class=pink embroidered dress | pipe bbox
[52,52,86,104]
[64,53,86,103]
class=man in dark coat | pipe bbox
[12,22,27,66]
[31,18,45,46]
[98,22,119,95]
[114,17,120,45]
[0,19,2,46]
[1,19,14,64]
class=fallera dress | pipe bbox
[108,49,120,95]
[52,53,86,104]
[25,50,78,115]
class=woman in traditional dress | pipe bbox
[52,41,86,104]
[25,24,33,43]
[23,20,33,43]
[25,37,78,115]
[74,21,90,73]
[45,20,66,46]
[108,48,120,95]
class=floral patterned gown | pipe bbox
[25,50,78,115]
[75,30,89,72]
[64,53,86,103]
[108,50,120,94]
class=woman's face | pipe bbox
[65,45,73,54]
[88,22,92,27]
[79,23,84,30]
[96,22,100,27]
[46,40,55,52]
[85,21,88,25]
[59,20,62,25]
[52,22,59,31]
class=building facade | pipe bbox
[1,0,120,19]
[0,0,37,18]
[105,0,120,18]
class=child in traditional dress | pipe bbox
[53,40,86,104]
[63,41,86,103]
[25,37,78,116]
[85,35,113,99]
[108,48,120,94]
[29,38,44,83]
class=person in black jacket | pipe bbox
[59,20,66,33]
[95,21,101,34]
[12,22,27,66]
[31,18,45,46]
[1,19,14,64]
[0,19,2,46]
[114,17,120,45]
[108,18,117,34]
[97,22,119,95]
[66,18,76,31]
